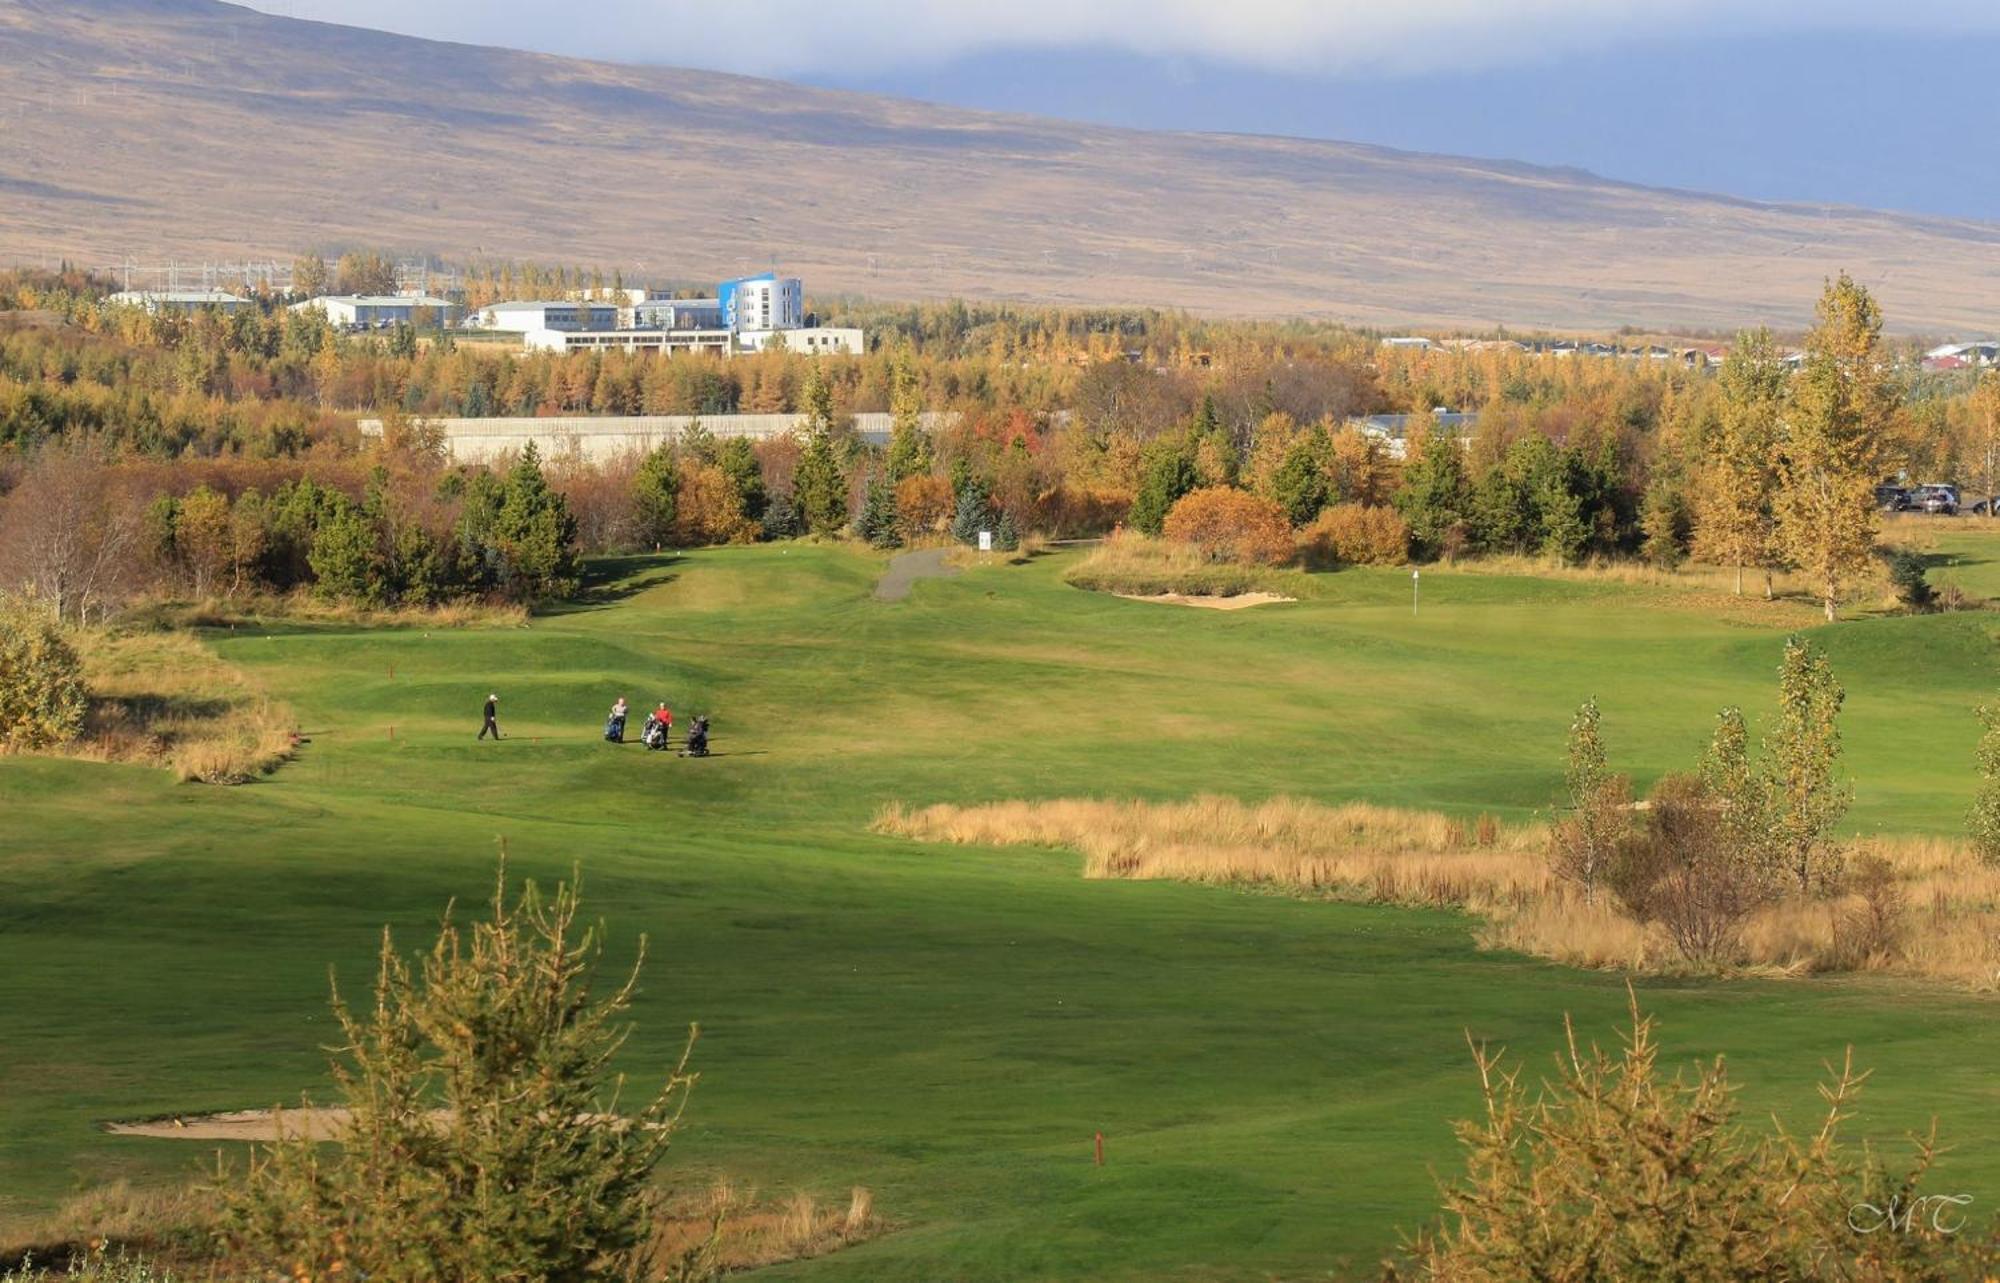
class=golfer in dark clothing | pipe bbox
[478,693,501,740]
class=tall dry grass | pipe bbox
[630,1180,883,1279]
[69,629,296,784]
[128,594,528,632]
[878,798,2000,989]
[877,796,1547,914]
[1061,533,1296,599]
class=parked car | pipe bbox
[1916,484,1960,515]
[1875,484,1912,512]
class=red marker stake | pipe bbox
[1094,1131,1104,1166]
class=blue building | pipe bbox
[718,272,803,333]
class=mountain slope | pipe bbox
[2,0,1996,331]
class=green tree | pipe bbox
[1127,436,1197,535]
[858,476,902,549]
[631,444,681,550]
[791,370,849,535]
[1395,430,1472,560]
[492,442,581,600]
[1269,426,1333,527]
[718,436,767,526]
[1699,706,1774,885]
[0,595,87,750]
[308,500,388,605]
[222,863,698,1282]
[1773,276,1894,622]
[1765,637,1850,894]
[949,477,997,545]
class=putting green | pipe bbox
[3,543,1998,1280]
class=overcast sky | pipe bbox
[239,1,2000,220]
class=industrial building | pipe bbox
[473,300,621,333]
[737,326,865,355]
[524,328,733,356]
[107,289,249,315]
[291,294,460,328]
[501,270,861,357]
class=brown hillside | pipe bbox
[2,0,1997,331]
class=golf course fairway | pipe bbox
[3,543,1999,1280]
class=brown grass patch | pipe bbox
[69,629,296,784]
[127,594,528,632]
[1063,533,1308,600]
[1,1178,884,1280]
[878,797,2000,989]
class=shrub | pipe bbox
[1609,773,1769,965]
[1161,487,1294,566]
[221,861,698,1282]
[1885,548,1936,611]
[0,596,88,750]
[894,474,954,537]
[1390,997,1971,1281]
[1062,532,1276,598]
[1298,504,1409,567]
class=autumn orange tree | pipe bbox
[1161,486,1293,566]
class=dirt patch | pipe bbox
[106,1108,361,1141]
[874,546,961,602]
[1114,591,1295,610]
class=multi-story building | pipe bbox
[719,273,803,333]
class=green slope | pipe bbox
[2,544,1998,1280]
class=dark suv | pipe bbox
[1875,484,1912,512]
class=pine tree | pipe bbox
[1773,277,1893,622]
[1395,429,1472,559]
[309,501,388,605]
[718,436,767,525]
[491,442,580,601]
[1971,703,2000,866]
[858,476,902,549]
[993,507,1020,552]
[791,370,849,535]
[1127,437,1196,535]
[631,444,681,550]
[1269,426,1333,527]
[950,478,996,545]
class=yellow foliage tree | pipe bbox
[1772,276,1893,622]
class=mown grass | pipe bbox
[4,543,2000,1280]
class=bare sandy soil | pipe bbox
[106,1108,362,1142]
[1114,592,1296,610]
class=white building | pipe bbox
[739,326,865,356]
[292,295,459,328]
[524,328,733,356]
[474,300,620,333]
[107,289,248,315]
[629,297,723,330]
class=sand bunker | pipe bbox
[1114,591,1295,610]
[107,1106,657,1141]
[107,1107,361,1141]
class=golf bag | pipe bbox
[604,714,626,743]
[681,718,710,757]
[641,715,669,751]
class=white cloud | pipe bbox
[240,0,2000,77]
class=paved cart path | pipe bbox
[874,547,960,601]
